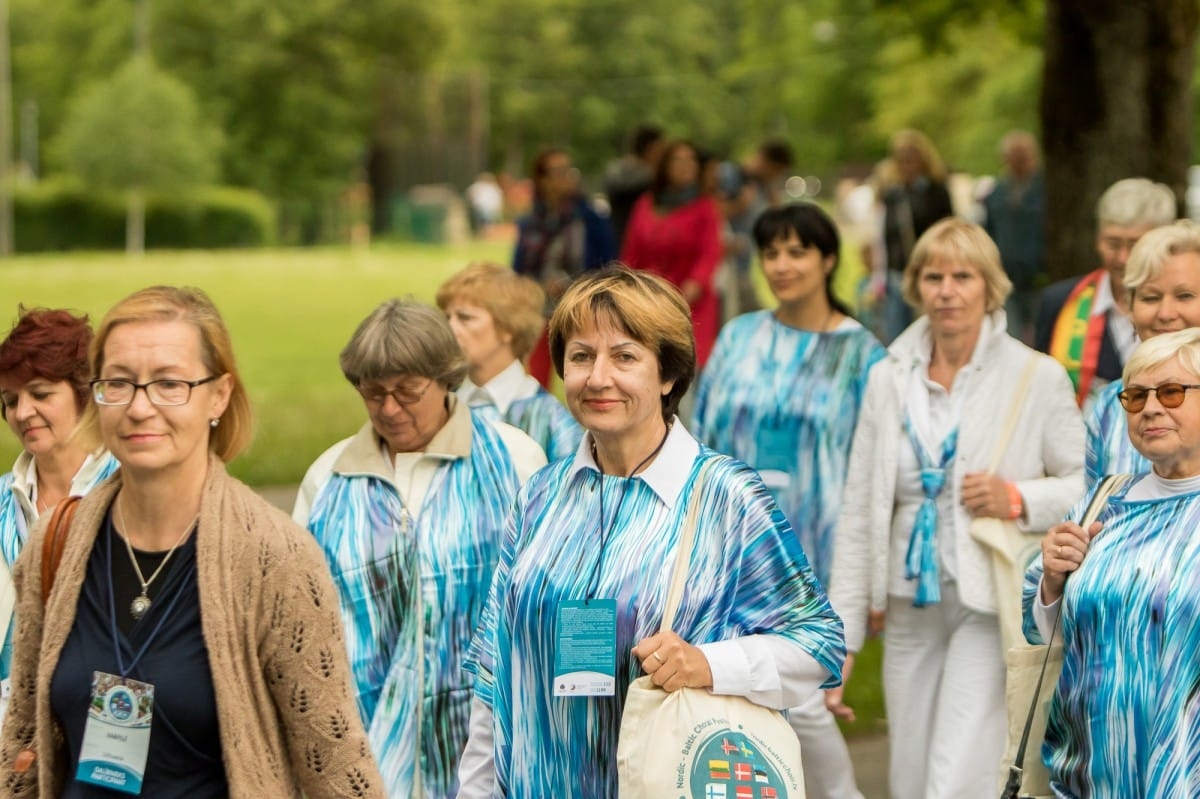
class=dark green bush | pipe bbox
[13,180,276,251]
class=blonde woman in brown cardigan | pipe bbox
[0,286,384,798]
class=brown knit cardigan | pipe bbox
[0,456,384,798]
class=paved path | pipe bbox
[259,483,891,797]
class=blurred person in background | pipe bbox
[1036,177,1177,410]
[603,124,665,250]
[514,148,617,389]
[829,219,1083,799]
[1084,221,1200,489]
[0,308,118,724]
[465,172,504,237]
[878,129,955,344]
[438,262,583,462]
[694,203,884,799]
[745,137,795,208]
[294,299,545,798]
[983,130,1046,343]
[0,286,384,797]
[621,139,724,368]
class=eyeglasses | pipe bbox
[358,379,434,408]
[91,376,219,407]
[1117,382,1200,412]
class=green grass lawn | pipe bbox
[0,241,510,485]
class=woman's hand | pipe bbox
[1040,519,1101,604]
[868,609,886,637]
[632,632,713,692]
[961,472,1012,518]
[824,652,856,722]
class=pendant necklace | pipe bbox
[114,499,199,620]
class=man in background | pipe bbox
[983,131,1045,342]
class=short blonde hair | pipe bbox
[1123,327,1200,385]
[340,299,468,390]
[1124,220,1200,295]
[435,263,546,360]
[549,266,694,421]
[82,286,253,462]
[889,129,946,183]
[902,218,1013,312]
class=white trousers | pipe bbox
[883,583,1006,799]
[788,690,865,799]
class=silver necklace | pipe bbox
[114,499,198,620]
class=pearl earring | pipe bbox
[210,418,220,428]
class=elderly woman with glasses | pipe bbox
[0,286,384,797]
[1084,221,1200,490]
[293,299,546,799]
[1024,326,1200,797]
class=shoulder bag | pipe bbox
[616,462,807,798]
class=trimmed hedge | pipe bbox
[13,180,276,251]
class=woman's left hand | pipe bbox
[632,632,713,692]
[961,471,1011,518]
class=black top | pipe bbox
[50,508,228,798]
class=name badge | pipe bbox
[76,671,154,795]
[553,599,617,697]
[754,416,799,475]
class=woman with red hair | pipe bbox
[0,307,117,721]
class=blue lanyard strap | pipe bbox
[105,517,198,678]
[903,416,957,607]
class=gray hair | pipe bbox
[1123,327,1200,385]
[339,299,468,389]
[1097,178,1176,229]
[1124,220,1200,293]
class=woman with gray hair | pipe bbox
[292,299,545,799]
[1085,220,1200,489]
[1024,326,1200,796]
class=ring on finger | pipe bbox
[1056,545,1063,557]
[652,651,665,664]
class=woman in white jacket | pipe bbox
[827,218,1084,799]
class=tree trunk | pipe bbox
[1041,0,1198,281]
[126,188,145,256]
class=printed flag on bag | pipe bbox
[760,788,777,798]
[753,768,768,784]
[734,763,751,781]
[709,760,731,780]
[735,787,753,799]
[684,731,793,798]
[704,785,728,799]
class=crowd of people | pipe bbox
[0,123,1194,799]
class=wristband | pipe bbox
[1006,482,1023,520]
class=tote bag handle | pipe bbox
[659,460,715,634]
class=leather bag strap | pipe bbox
[40,496,82,606]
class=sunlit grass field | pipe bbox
[0,241,511,485]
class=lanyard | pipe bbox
[104,518,197,678]
[584,427,671,600]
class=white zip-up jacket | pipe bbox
[828,310,1085,651]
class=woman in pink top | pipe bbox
[620,139,724,366]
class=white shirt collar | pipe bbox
[566,417,700,509]
[1091,272,1115,317]
[456,360,540,415]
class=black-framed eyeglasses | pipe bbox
[91,376,219,407]
[1117,382,1200,413]
[358,379,434,408]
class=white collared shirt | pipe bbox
[457,360,542,416]
[1091,272,1139,365]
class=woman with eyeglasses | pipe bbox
[1023,326,1200,797]
[827,219,1084,799]
[1084,221,1200,491]
[292,299,546,799]
[0,286,385,797]
[0,308,118,726]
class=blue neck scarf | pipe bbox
[904,416,957,606]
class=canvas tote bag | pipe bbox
[997,472,1133,799]
[968,354,1042,652]
[616,464,806,798]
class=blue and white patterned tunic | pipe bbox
[300,410,522,799]
[1022,479,1200,797]
[0,450,117,682]
[466,423,845,797]
[503,389,581,462]
[1084,380,1149,491]
[693,312,884,586]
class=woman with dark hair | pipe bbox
[0,307,117,723]
[693,203,883,799]
[457,266,844,797]
[513,148,617,387]
[620,139,725,366]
